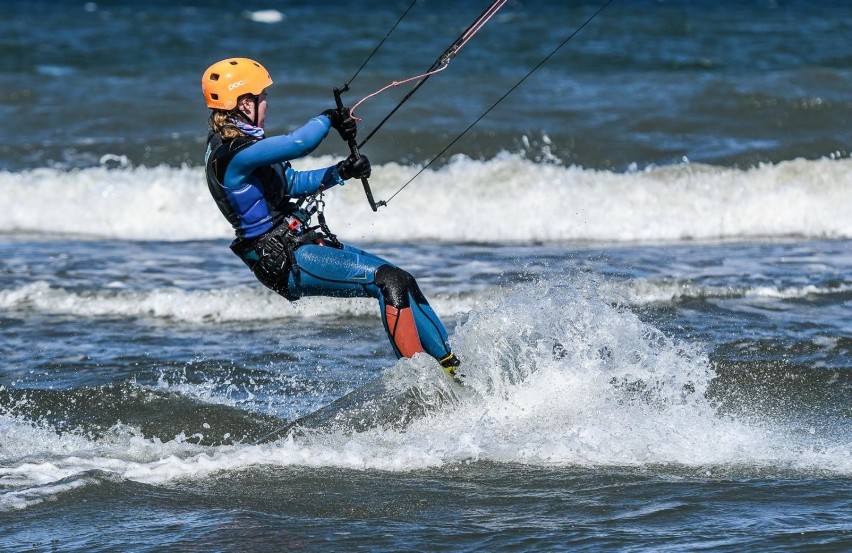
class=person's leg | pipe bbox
[290,244,456,366]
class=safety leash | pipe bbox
[353,0,508,147]
[381,0,615,206]
[332,0,508,211]
[314,195,342,249]
[332,0,614,209]
[343,0,418,89]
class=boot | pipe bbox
[439,352,463,384]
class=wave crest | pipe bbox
[1,155,849,242]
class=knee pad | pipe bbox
[375,265,425,308]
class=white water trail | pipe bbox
[2,280,848,511]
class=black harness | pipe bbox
[205,132,299,241]
[204,132,340,300]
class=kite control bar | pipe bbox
[334,86,385,212]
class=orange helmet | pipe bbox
[201,58,273,110]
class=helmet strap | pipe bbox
[229,106,265,139]
[234,94,260,127]
[250,95,259,127]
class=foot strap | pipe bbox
[439,352,462,383]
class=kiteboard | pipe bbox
[254,362,462,443]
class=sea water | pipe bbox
[1,1,850,551]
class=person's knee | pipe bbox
[375,265,423,308]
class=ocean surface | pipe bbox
[1,0,851,551]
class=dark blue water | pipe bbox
[2,0,849,171]
[1,1,851,551]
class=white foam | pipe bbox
[2,155,849,243]
[1,164,227,240]
[3,276,843,323]
[2,281,848,511]
[0,281,475,322]
[612,279,852,305]
[243,9,284,24]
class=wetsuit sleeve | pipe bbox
[223,115,345,196]
[285,164,344,197]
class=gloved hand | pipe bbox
[337,154,371,180]
[322,108,357,142]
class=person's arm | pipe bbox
[286,164,344,197]
[224,113,369,198]
[285,152,372,197]
[223,115,332,188]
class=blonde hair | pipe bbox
[208,110,244,140]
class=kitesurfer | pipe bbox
[201,58,461,380]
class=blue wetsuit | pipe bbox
[204,115,455,364]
